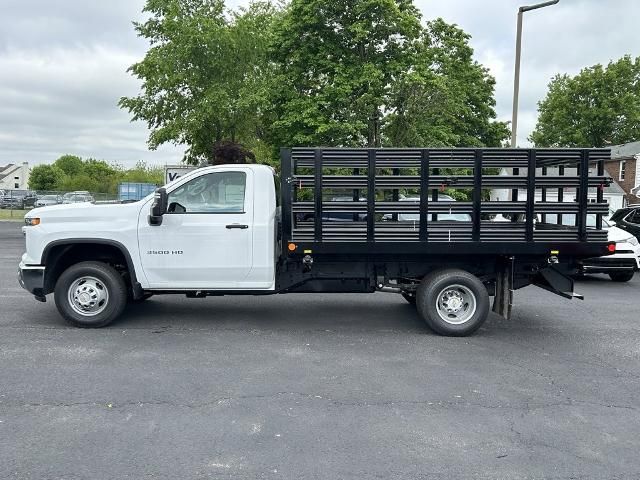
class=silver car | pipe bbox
[62,193,95,204]
[35,195,62,207]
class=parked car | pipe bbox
[61,191,90,202]
[579,216,640,282]
[20,192,38,209]
[0,195,21,209]
[299,196,368,222]
[382,195,472,222]
[62,192,95,204]
[35,195,62,207]
[0,190,37,209]
[610,206,640,242]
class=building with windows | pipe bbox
[604,141,640,205]
[0,162,30,190]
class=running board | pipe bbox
[533,266,584,300]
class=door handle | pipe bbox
[226,224,249,229]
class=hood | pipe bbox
[25,200,144,224]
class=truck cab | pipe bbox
[20,164,279,297]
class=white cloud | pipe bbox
[0,44,185,166]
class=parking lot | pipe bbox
[1,220,639,479]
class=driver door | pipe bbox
[137,168,254,289]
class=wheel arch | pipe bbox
[41,239,143,297]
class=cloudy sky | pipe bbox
[0,0,638,167]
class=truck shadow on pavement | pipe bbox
[114,293,438,334]
[112,293,557,339]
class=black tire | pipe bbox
[416,269,490,336]
[401,292,417,305]
[54,261,127,328]
[609,271,634,282]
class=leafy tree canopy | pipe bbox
[28,164,64,191]
[119,0,280,165]
[269,0,508,148]
[53,155,84,176]
[28,156,163,194]
[121,0,508,165]
[386,19,509,148]
[268,0,422,148]
[530,55,640,147]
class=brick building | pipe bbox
[604,141,640,206]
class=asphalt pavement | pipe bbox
[1,221,639,479]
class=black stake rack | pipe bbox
[280,148,611,253]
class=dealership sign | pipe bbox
[165,165,197,185]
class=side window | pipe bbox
[167,171,246,214]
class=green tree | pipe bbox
[28,164,64,191]
[119,0,280,165]
[530,55,640,147]
[34,155,164,194]
[386,19,509,147]
[121,161,164,185]
[53,154,84,176]
[269,0,422,148]
[269,1,507,149]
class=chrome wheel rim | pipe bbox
[435,284,476,325]
[67,276,109,316]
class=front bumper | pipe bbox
[18,262,46,300]
[580,255,640,274]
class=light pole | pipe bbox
[511,0,559,148]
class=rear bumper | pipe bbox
[18,262,46,299]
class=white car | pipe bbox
[382,195,472,222]
[62,192,95,204]
[579,218,640,282]
[35,195,61,207]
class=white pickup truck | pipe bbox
[18,148,614,336]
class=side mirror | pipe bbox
[148,188,168,226]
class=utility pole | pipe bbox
[511,0,560,148]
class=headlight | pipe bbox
[24,217,40,226]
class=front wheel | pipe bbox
[609,271,634,282]
[54,261,127,328]
[416,269,489,336]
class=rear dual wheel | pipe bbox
[415,269,489,336]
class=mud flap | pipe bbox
[492,256,514,320]
[533,265,584,300]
